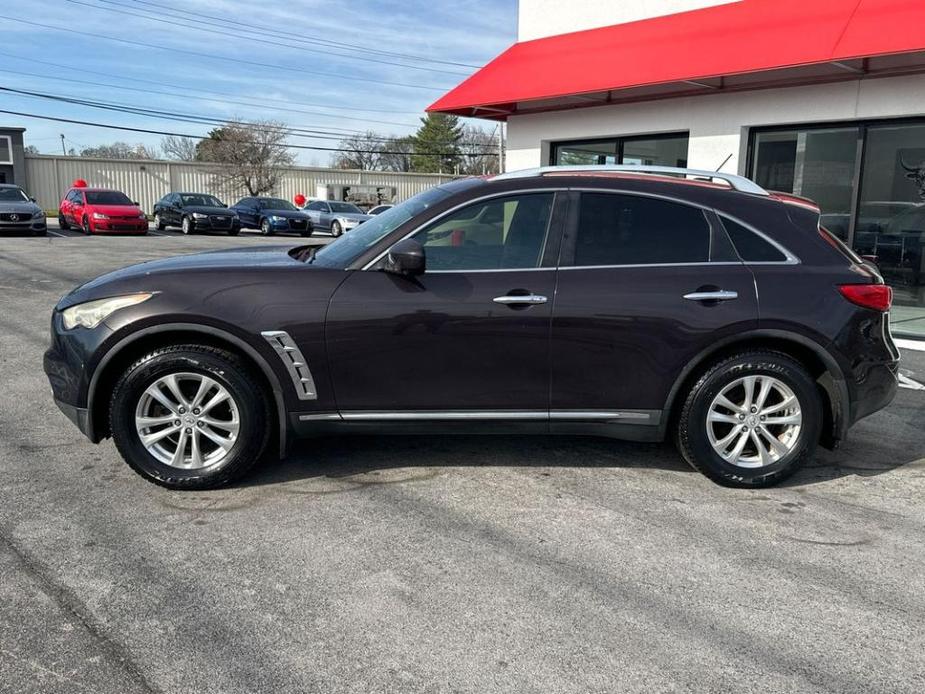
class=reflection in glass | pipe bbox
[552,134,688,167]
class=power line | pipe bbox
[119,0,481,69]
[2,109,495,157]
[0,86,501,152]
[0,14,452,93]
[65,0,472,77]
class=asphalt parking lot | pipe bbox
[1,230,924,693]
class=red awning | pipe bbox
[428,0,925,120]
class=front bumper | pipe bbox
[190,216,240,232]
[92,219,148,233]
[269,218,312,233]
[0,218,46,234]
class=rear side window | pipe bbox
[721,217,787,262]
[571,193,710,266]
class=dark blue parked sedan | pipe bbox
[229,196,313,236]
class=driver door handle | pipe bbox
[493,294,548,306]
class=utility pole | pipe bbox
[60,134,66,156]
[497,122,505,174]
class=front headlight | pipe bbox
[138,213,147,220]
[92,212,109,220]
[32,210,45,219]
[61,293,154,330]
[192,212,208,219]
[270,215,285,222]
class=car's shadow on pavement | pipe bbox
[240,431,925,490]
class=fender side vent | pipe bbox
[260,330,318,400]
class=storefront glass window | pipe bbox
[857,123,925,337]
[551,134,688,168]
[753,127,859,241]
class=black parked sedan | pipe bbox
[153,192,240,235]
[230,196,313,236]
[44,166,898,490]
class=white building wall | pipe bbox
[505,74,925,174]
[517,0,739,40]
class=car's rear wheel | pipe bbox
[675,351,822,488]
[109,345,271,489]
[260,218,274,236]
[58,214,69,230]
[331,220,342,237]
[154,213,166,231]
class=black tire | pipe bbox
[674,350,822,488]
[82,215,91,235]
[331,220,342,237]
[299,227,312,238]
[260,218,274,236]
[109,345,271,490]
[154,212,167,231]
[58,214,69,230]
[34,228,47,237]
[228,227,241,236]
[181,216,193,235]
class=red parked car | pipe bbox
[58,187,148,235]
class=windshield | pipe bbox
[85,191,133,205]
[181,194,224,208]
[329,202,363,214]
[0,187,29,202]
[311,178,485,269]
[259,198,297,211]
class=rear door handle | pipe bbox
[493,294,548,306]
[683,290,738,302]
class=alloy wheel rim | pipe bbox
[182,218,190,234]
[135,372,240,469]
[706,375,802,469]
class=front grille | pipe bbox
[209,215,232,228]
[0,213,32,223]
[111,224,141,231]
[288,219,308,230]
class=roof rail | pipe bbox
[494,165,769,196]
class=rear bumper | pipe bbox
[849,361,899,425]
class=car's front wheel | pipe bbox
[82,215,91,234]
[331,220,342,237]
[675,351,821,488]
[154,213,166,231]
[58,214,69,230]
[181,216,193,235]
[109,345,271,489]
[260,218,274,236]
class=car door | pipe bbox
[234,198,257,227]
[549,190,759,426]
[303,201,324,227]
[167,194,182,225]
[70,190,85,226]
[317,202,333,230]
[325,191,566,415]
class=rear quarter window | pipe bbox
[720,217,788,262]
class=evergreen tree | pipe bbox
[411,114,463,173]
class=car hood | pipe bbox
[57,245,319,309]
[182,206,237,216]
[0,201,41,214]
[89,204,144,216]
[261,209,309,218]
[335,213,372,223]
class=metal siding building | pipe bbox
[23,155,457,211]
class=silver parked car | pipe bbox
[0,184,46,236]
[302,200,372,236]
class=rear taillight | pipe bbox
[838,284,892,312]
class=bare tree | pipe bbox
[333,131,385,171]
[79,142,159,159]
[380,137,415,172]
[200,120,296,196]
[160,135,198,161]
[459,125,500,175]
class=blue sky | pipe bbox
[1,0,517,164]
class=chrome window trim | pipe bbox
[558,262,742,271]
[716,213,801,265]
[361,188,564,271]
[261,330,318,401]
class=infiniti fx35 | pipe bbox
[44,167,899,489]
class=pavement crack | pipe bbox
[0,530,160,694]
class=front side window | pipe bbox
[330,202,362,214]
[570,193,710,266]
[411,193,555,271]
[258,198,297,211]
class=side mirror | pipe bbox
[133,201,140,206]
[384,238,425,276]
[30,197,36,203]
